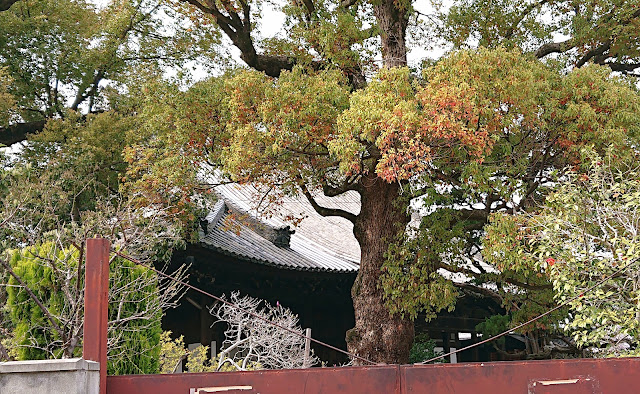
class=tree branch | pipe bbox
[504,0,548,40]
[453,282,503,305]
[0,340,12,361]
[182,0,296,78]
[297,177,358,223]
[340,0,358,8]
[606,62,640,75]
[0,0,18,11]
[502,277,553,290]
[322,175,361,197]
[0,120,46,146]
[71,70,105,111]
[575,39,611,68]
[458,208,490,222]
[535,38,574,58]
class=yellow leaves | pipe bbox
[219,67,350,182]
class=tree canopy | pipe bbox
[2,0,640,364]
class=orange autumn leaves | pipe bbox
[338,48,549,182]
[188,48,639,186]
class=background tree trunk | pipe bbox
[373,0,409,67]
[347,174,414,364]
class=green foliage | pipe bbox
[2,0,640,365]
[475,315,510,349]
[6,243,77,360]
[143,46,640,336]
[159,331,188,374]
[4,243,164,374]
[381,48,640,321]
[157,331,261,373]
[408,333,444,364]
[0,67,15,127]
[185,345,217,373]
[0,86,204,258]
[106,257,163,375]
[0,2,202,369]
[485,152,640,356]
[434,0,640,69]
[0,0,221,126]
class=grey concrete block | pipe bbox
[0,358,99,394]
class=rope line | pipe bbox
[113,250,377,366]
[115,251,634,366]
[420,259,638,364]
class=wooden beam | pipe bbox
[83,238,110,394]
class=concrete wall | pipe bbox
[0,358,99,394]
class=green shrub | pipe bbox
[4,242,162,374]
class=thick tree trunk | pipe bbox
[346,174,414,364]
[342,0,413,365]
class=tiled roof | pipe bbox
[200,200,359,273]
[206,179,494,282]
[214,182,361,262]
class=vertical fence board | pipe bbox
[83,238,110,394]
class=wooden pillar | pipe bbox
[83,238,110,394]
[200,295,215,347]
[471,331,479,361]
[441,331,450,363]
[303,328,312,368]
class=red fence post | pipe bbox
[84,238,110,394]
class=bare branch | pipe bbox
[0,257,67,345]
[298,178,358,223]
[210,292,317,370]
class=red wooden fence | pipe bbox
[106,358,640,393]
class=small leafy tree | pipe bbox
[158,331,261,374]
[408,333,444,364]
[485,153,640,357]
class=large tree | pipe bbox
[132,0,640,364]
[158,0,640,362]
[0,0,220,146]
[4,0,640,364]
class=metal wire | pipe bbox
[115,251,636,366]
[419,259,639,364]
[113,250,377,366]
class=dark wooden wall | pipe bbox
[162,245,357,365]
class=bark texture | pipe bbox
[373,0,409,67]
[347,174,414,364]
